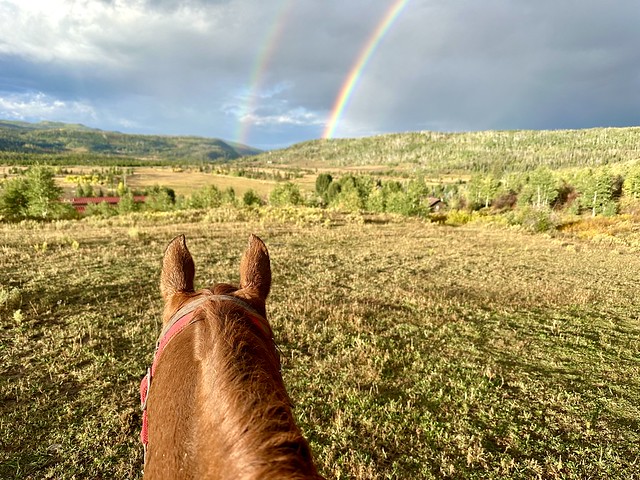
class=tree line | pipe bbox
[2,164,640,225]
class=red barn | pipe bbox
[67,196,146,213]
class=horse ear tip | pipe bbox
[248,234,264,247]
[170,234,187,247]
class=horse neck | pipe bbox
[148,304,321,479]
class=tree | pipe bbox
[467,174,500,209]
[315,173,333,202]
[24,166,63,219]
[331,176,364,212]
[517,167,559,208]
[623,164,640,199]
[269,182,304,207]
[116,181,128,197]
[0,166,75,221]
[188,185,223,209]
[575,168,619,216]
[0,177,29,221]
[366,181,386,213]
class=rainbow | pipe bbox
[323,0,410,139]
[235,0,295,146]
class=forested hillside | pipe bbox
[0,120,261,164]
[249,127,640,173]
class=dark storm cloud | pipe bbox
[338,0,640,135]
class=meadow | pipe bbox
[1,210,639,479]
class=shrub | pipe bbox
[242,189,264,207]
[445,209,474,226]
[492,191,518,211]
[145,186,176,212]
[188,185,223,209]
[221,187,237,206]
[507,206,558,232]
[85,201,118,218]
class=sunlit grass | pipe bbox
[1,211,639,478]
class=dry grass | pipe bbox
[54,166,284,198]
[1,212,639,479]
[126,167,283,197]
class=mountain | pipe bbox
[0,120,262,162]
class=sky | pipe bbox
[0,0,639,150]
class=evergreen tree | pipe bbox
[24,166,63,220]
[315,173,333,201]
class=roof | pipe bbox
[64,196,147,212]
[68,196,147,206]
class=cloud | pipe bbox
[241,108,324,128]
[0,0,639,149]
[0,91,96,121]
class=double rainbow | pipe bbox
[236,0,410,145]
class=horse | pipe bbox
[140,234,323,479]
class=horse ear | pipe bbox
[239,234,271,300]
[160,235,195,300]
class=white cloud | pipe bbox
[0,91,96,121]
[240,108,324,127]
[0,0,220,66]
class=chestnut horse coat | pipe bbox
[142,235,323,479]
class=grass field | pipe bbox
[52,166,302,198]
[1,210,639,479]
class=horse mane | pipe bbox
[187,300,318,479]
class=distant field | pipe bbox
[1,211,639,479]
[44,165,462,200]
[40,166,317,199]
[124,167,284,197]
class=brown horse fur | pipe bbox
[144,234,323,479]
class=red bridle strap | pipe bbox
[140,294,270,463]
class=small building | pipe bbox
[67,196,146,213]
[426,197,445,212]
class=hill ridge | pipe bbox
[0,119,262,161]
